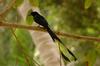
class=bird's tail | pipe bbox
[46,26,77,61]
[46,26,63,43]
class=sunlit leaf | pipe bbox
[11,29,34,55]
[86,28,95,35]
[29,0,39,6]
[26,16,33,25]
[26,10,33,25]
[84,0,93,9]
[14,0,24,7]
[15,29,33,47]
[86,50,97,66]
[96,0,100,6]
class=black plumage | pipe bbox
[61,51,70,62]
[30,11,77,61]
[30,12,62,43]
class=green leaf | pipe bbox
[86,50,97,66]
[10,29,36,66]
[29,0,39,6]
[11,29,34,53]
[26,15,33,25]
[84,0,93,9]
[96,0,100,6]
[14,0,24,7]
[15,29,33,46]
[86,27,95,35]
[26,10,33,25]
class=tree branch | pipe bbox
[0,22,100,42]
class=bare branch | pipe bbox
[0,0,16,16]
[0,22,100,42]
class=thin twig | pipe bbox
[11,29,31,66]
[15,58,18,66]
[0,0,16,16]
[10,28,41,66]
[0,22,100,42]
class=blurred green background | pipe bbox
[0,0,100,66]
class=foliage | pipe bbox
[0,0,100,66]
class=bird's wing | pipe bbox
[35,15,49,27]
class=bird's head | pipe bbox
[30,11,39,16]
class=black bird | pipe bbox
[30,11,62,43]
[30,11,77,61]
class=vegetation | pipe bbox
[0,0,100,66]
